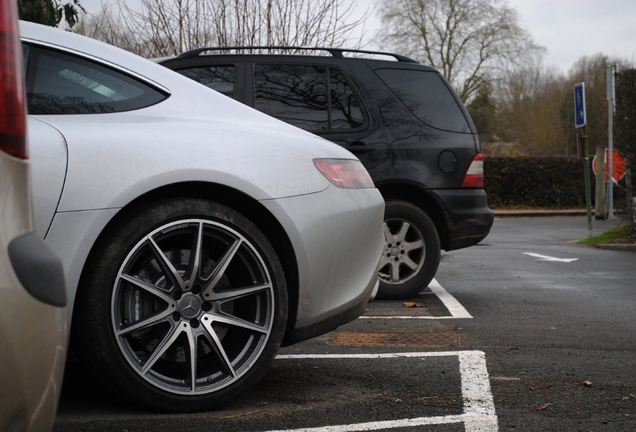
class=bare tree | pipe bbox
[75,0,369,58]
[493,61,569,155]
[376,0,543,102]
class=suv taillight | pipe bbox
[0,0,27,160]
[461,152,484,188]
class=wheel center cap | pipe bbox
[178,294,202,319]
[390,246,401,257]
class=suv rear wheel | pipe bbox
[377,201,440,299]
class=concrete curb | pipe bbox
[591,243,636,252]
[494,209,590,217]
[492,209,636,251]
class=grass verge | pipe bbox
[577,224,635,245]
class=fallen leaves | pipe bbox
[403,301,425,308]
[418,395,439,401]
[535,405,549,411]
[615,396,632,400]
[582,380,593,387]
[219,409,269,419]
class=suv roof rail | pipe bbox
[175,46,419,63]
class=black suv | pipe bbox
[159,47,493,299]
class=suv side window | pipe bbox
[254,63,364,132]
[175,66,235,98]
[329,68,364,130]
[254,64,328,131]
[375,69,471,133]
[24,45,167,114]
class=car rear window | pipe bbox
[174,66,235,98]
[24,45,167,115]
[254,63,364,132]
[375,68,471,133]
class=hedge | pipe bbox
[615,69,636,231]
[483,69,634,222]
[483,156,625,209]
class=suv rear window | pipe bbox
[375,69,471,133]
[24,45,167,115]
[254,63,364,132]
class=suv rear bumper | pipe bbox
[427,189,494,251]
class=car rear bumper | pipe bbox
[261,185,385,345]
[427,188,494,251]
[3,235,67,431]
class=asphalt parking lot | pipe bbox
[57,279,489,432]
[55,216,636,431]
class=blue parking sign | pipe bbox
[574,82,586,128]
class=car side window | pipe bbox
[375,68,471,133]
[329,68,364,130]
[24,44,167,115]
[254,63,365,132]
[175,66,235,98]
[254,64,328,131]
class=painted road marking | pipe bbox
[271,351,498,432]
[364,278,472,319]
[523,252,578,262]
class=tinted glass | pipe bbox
[330,68,364,130]
[176,66,235,97]
[254,64,328,131]
[375,69,470,133]
[25,45,167,114]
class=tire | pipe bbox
[376,200,440,300]
[73,198,287,412]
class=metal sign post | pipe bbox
[574,82,593,237]
[607,64,620,218]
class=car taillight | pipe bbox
[314,159,375,189]
[461,152,484,188]
[0,0,27,160]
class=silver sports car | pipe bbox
[20,21,384,412]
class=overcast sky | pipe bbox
[505,0,636,73]
[357,0,636,74]
[80,0,636,74]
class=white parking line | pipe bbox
[365,279,473,319]
[523,252,578,262]
[271,351,498,432]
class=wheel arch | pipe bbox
[377,183,450,251]
[73,181,300,346]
